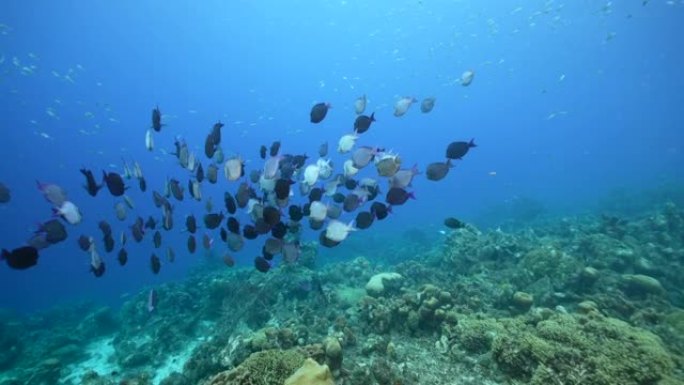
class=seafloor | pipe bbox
[1,198,684,385]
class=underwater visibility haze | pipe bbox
[0,1,683,384]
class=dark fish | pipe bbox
[223,254,235,267]
[220,227,228,242]
[309,218,324,231]
[196,163,204,183]
[145,216,157,230]
[254,219,272,234]
[226,232,244,252]
[288,205,303,222]
[117,248,128,266]
[262,206,281,226]
[152,106,163,132]
[77,235,91,251]
[275,179,292,200]
[327,205,342,219]
[263,238,282,256]
[169,179,184,201]
[187,235,197,253]
[205,134,217,159]
[310,102,330,124]
[1,246,38,270]
[446,139,476,160]
[249,169,261,184]
[210,121,223,145]
[262,247,274,261]
[344,179,358,190]
[425,160,451,181]
[319,230,340,248]
[153,231,162,248]
[308,187,323,203]
[386,187,414,206]
[354,112,376,134]
[235,183,254,208]
[371,202,390,220]
[103,234,115,253]
[259,145,267,160]
[150,253,161,274]
[318,142,328,157]
[139,176,147,192]
[355,211,374,229]
[270,141,281,157]
[271,222,287,239]
[243,225,258,240]
[227,217,240,234]
[131,217,145,242]
[206,164,218,184]
[343,194,361,212]
[444,217,466,229]
[186,215,197,234]
[203,212,224,229]
[420,97,436,113]
[0,182,10,203]
[254,256,271,272]
[224,192,237,214]
[102,171,126,197]
[292,154,308,169]
[152,191,165,208]
[98,220,112,237]
[80,168,102,197]
[39,219,68,244]
[332,192,346,204]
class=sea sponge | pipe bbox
[284,358,334,385]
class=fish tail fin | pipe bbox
[408,191,417,200]
[0,249,8,261]
[469,138,477,148]
[412,163,421,175]
[370,112,376,122]
[51,207,61,217]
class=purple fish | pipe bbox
[36,180,68,206]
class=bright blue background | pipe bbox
[0,0,682,313]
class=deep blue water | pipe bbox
[0,0,682,313]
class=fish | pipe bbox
[36,180,68,206]
[123,195,135,210]
[89,241,105,277]
[371,202,390,220]
[271,222,287,239]
[263,156,282,180]
[325,220,356,242]
[166,247,175,263]
[150,253,161,274]
[389,164,420,188]
[446,139,476,160]
[262,206,281,226]
[354,94,367,115]
[223,254,235,267]
[205,133,217,159]
[80,168,102,197]
[355,211,374,229]
[375,154,401,177]
[202,233,213,250]
[114,202,127,221]
[147,288,158,312]
[102,171,126,197]
[444,217,466,229]
[226,232,244,252]
[206,163,218,184]
[259,145,267,160]
[224,192,237,214]
[326,204,342,220]
[131,217,145,242]
[185,215,198,234]
[117,248,128,266]
[352,146,378,169]
[319,230,340,248]
[145,129,154,151]
[310,102,331,123]
[196,163,204,183]
[152,191,166,208]
[318,142,328,157]
[338,134,358,154]
[425,160,451,181]
[420,97,436,113]
[151,106,163,131]
[54,201,82,225]
[168,178,184,201]
[343,160,359,178]
[153,230,162,248]
[269,141,281,157]
[224,157,244,181]
[227,216,240,234]
[460,70,475,86]
[282,242,300,263]
[214,146,224,164]
[38,219,68,244]
[354,112,375,134]
[203,212,224,229]
[309,201,327,221]
[145,216,157,230]
[103,234,115,253]
[343,193,362,212]
[120,231,127,246]
[77,235,92,251]
[274,179,292,200]
[303,164,320,186]
[187,235,197,253]
[189,179,202,201]
[254,256,271,272]
[98,220,112,237]
[393,97,416,117]
[308,187,324,202]
[288,205,303,222]
[385,187,415,206]
[243,225,259,240]
[205,196,214,213]
[162,205,174,231]
[1,246,39,270]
